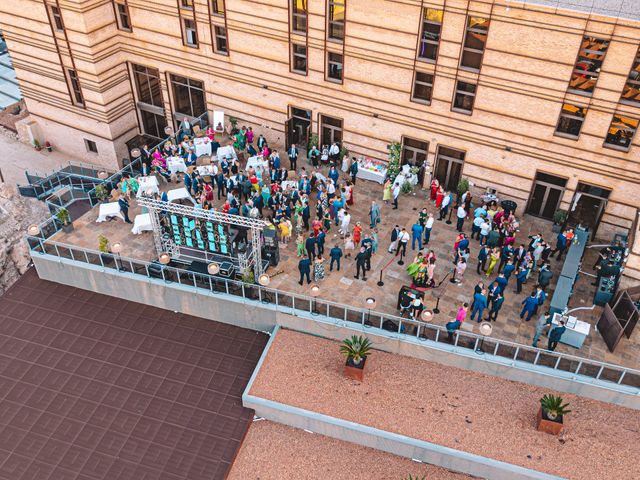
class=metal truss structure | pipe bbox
[137,197,268,277]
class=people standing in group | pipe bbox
[532,311,552,348]
[547,320,566,351]
[438,191,451,220]
[477,244,489,274]
[520,291,538,321]
[515,265,529,294]
[485,247,500,277]
[486,292,504,322]
[470,288,487,322]
[550,229,571,261]
[389,225,401,253]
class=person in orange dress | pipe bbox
[435,185,445,209]
[430,179,439,201]
[353,222,362,245]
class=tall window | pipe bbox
[292,0,308,33]
[49,4,64,31]
[181,0,193,8]
[291,44,308,74]
[66,69,84,107]
[132,64,166,139]
[568,36,610,96]
[452,81,476,113]
[214,26,228,53]
[183,19,198,47]
[435,146,465,191]
[170,74,206,123]
[460,16,489,71]
[212,0,224,15]
[320,115,342,146]
[604,114,638,151]
[327,0,345,42]
[621,46,640,106]
[115,2,132,31]
[555,103,587,138]
[411,71,433,104]
[327,52,343,82]
[417,8,443,63]
[402,137,429,166]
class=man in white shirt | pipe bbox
[396,228,410,256]
[480,218,492,245]
[471,214,484,240]
[456,205,467,232]
[439,191,451,220]
[392,182,401,209]
[424,213,435,245]
[329,142,340,162]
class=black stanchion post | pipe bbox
[377,268,384,287]
[446,204,454,225]
[398,248,405,265]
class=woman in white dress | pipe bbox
[341,155,349,173]
[340,212,351,236]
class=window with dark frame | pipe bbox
[115,2,132,31]
[327,52,343,81]
[460,16,489,71]
[214,26,228,53]
[183,19,198,47]
[604,114,638,151]
[417,8,443,63]
[320,114,343,146]
[66,69,84,107]
[453,81,476,113]
[132,64,166,139]
[84,139,98,153]
[555,103,587,138]
[327,0,345,42]
[412,71,433,104]
[292,0,308,33]
[181,0,193,9]
[291,44,308,74]
[50,4,64,31]
[170,74,206,119]
[212,0,225,15]
[402,137,429,166]
[568,36,610,96]
[621,46,640,106]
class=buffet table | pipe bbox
[217,145,237,161]
[246,156,269,173]
[167,157,188,175]
[136,176,159,198]
[194,137,212,157]
[96,202,124,223]
[356,159,387,184]
[550,313,591,349]
[167,187,196,205]
[131,213,153,234]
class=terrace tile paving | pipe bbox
[0,268,268,480]
[249,328,640,480]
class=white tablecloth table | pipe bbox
[357,167,387,184]
[167,157,187,175]
[131,213,153,234]
[136,176,159,198]
[196,165,217,176]
[216,145,237,161]
[167,187,196,205]
[96,202,124,222]
[194,137,212,157]
[395,172,418,187]
[246,156,269,173]
[281,180,298,191]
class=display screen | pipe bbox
[164,214,230,254]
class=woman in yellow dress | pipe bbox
[485,247,500,277]
[382,179,392,204]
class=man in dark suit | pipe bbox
[118,197,132,224]
[305,234,316,262]
[288,143,299,171]
[329,244,343,271]
[548,320,566,351]
[298,258,311,285]
[354,247,368,281]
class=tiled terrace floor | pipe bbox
[0,269,268,480]
[51,158,640,369]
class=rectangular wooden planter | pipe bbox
[536,407,564,435]
[344,357,366,382]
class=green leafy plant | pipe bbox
[229,116,238,132]
[403,476,426,480]
[55,207,71,226]
[401,181,413,194]
[338,144,349,162]
[456,177,470,197]
[242,271,255,284]
[308,133,319,149]
[98,235,110,253]
[340,335,372,366]
[33,139,41,150]
[540,394,571,420]
[387,141,402,180]
[553,209,568,225]
[95,184,109,202]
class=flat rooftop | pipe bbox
[0,268,268,480]
[518,0,639,22]
[249,329,640,480]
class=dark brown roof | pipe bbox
[0,268,267,479]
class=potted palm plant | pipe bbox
[552,209,568,233]
[340,335,372,382]
[537,394,571,435]
[56,208,73,233]
[95,184,110,203]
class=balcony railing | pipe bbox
[25,234,640,396]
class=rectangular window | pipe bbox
[170,74,206,119]
[402,137,429,166]
[50,4,64,31]
[412,71,433,104]
[183,19,198,47]
[621,47,640,106]
[292,0,308,33]
[460,16,489,71]
[604,114,638,151]
[214,26,228,53]
[133,64,163,107]
[555,103,587,138]
[327,52,343,82]
[452,81,476,113]
[181,0,193,8]
[115,2,132,31]
[435,146,465,191]
[417,8,443,63]
[84,139,98,153]
[212,0,225,15]
[327,0,345,42]
[568,36,610,96]
[66,69,84,107]
[291,44,308,74]
[320,114,342,146]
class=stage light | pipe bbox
[158,252,171,265]
[164,126,174,136]
[479,322,493,336]
[97,171,108,179]
[421,310,433,322]
[130,148,141,159]
[364,297,376,309]
[310,284,321,297]
[27,224,40,236]
[207,262,220,275]
[111,242,123,254]
[258,273,270,286]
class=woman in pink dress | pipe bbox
[206,127,215,141]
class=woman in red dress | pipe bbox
[435,185,445,209]
[353,222,362,245]
[430,179,439,201]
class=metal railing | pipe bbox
[25,235,640,395]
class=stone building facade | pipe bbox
[1,0,639,269]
